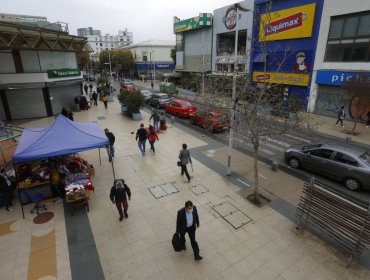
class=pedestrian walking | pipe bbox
[136,123,148,156]
[110,179,131,221]
[176,200,202,261]
[104,128,115,162]
[92,91,98,106]
[83,84,88,95]
[89,83,93,92]
[148,125,159,154]
[149,111,160,132]
[151,80,154,90]
[366,111,370,128]
[179,143,192,183]
[335,106,346,127]
[102,94,108,109]
[0,168,14,212]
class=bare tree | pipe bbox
[342,75,370,135]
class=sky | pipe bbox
[2,0,241,43]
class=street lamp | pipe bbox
[227,2,251,176]
[200,44,205,96]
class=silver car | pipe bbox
[148,93,171,108]
[284,142,370,191]
[140,90,154,103]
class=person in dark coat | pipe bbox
[104,128,115,162]
[92,91,98,106]
[61,107,68,118]
[179,143,192,183]
[84,84,88,95]
[136,123,148,156]
[0,171,13,211]
[176,200,202,261]
[110,179,131,221]
[335,105,346,127]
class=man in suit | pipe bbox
[176,200,203,261]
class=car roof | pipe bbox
[308,142,366,157]
[172,99,190,103]
[156,93,169,96]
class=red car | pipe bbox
[164,99,197,118]
[190,111,229,132]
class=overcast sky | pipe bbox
[2,0,241,43]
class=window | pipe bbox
[325,12,370,62]
[308,149,333,159]
[334,152,359,166]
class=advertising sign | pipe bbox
[316,70,370,86]
[259,3,316,41]
[253,71,310,86]
[174,13,212,33]
[47,68,81,79]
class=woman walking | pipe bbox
[179,143,192,183]
[148,125,159,154]
[102,94,108,109]
[335,106,346,127]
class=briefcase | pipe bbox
[172,232,182,252]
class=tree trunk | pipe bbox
[351,117,358,135]
[253,146,260,204]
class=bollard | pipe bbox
[271,161,279,171]
[171,116,175,123]
[346,136,351,143]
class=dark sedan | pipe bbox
[284,142,370,191]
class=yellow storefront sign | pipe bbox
[253,72,310,86]
[259,3,316,41]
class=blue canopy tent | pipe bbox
[13,115,113,218]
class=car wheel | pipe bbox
[288,157,300,169]
[344,178,361,191]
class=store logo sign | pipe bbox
[265,12,303,36]
[223,6,240,30]
[316,70,370,86]
[253,71,310,86]
[47,68,81,79]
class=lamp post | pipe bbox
[200,44,205,96]
[226,2,251,176]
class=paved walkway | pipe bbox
[0,97,369,279]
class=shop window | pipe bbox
[325,12,370,62]
[217,30,247,56]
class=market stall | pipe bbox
[12,115,111,218]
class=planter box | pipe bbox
[108,95,114,102]
[132,112,142,120]
[121,104,128,114]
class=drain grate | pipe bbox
[212,201,252,229]
[190,184,209,196]
[149,182,179,199]
[97,116,106,120]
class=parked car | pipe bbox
[148,93,172,108]
[164,99,196,118]
[284,142,370,191]
[189,111,229,132]
[140,90,154,102]
[88,75,96,81]
[120,79,133,86]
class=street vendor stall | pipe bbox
[12,115,112,218]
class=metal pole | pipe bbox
[98,148,101,165]
[201,45,205,97]
[226,6,239,176]
[14,163,25,219]
[108,51,112,82]
[153,51,156,87]
[111,160,116,180]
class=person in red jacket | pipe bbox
[148,125,159,154]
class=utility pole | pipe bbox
[201,44,205,96]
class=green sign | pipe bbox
[174,13,212,33]
[47,68,81,79]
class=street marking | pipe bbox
[236,179,250,187]
[264,137,291,147]
[258,173,267,179]
[285,134,311,143]
[261,149,275,155]
[263,142,285,152]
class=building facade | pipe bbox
[86,29,133,56]
[0,21,91,120]
[123,39,175,78]
[77,27,101,37]
[212,0,254,74]
[0,13,47,23]
[250,0,324,109]
[174,13,213,73]
[307,0,370,120]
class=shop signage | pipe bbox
[316,70,370,86]
[223,6,241,30]
[47,68,81,79]
[259,3,316,41]
[174,13,212,33]
[253,71,310,86]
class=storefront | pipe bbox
[250,0,324,109]
[314,70,370,120]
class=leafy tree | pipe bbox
[170,47,176,64]
[77,52,90,70]
[342,75,370,135]
[99,49,135,75]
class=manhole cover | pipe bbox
[97,116,106,120]
[212,202,252,229]
[212,202,238,216]
[190,184,209,195]
[149,182,179,199]
[33,211,54,224]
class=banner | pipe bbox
[253,71,310,86]
[47,69,81,79]
[174,13,212,33]
[259,3,316,41]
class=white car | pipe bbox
[141,90,154,102]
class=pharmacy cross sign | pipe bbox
[174,13,212,33]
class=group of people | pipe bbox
[335,105,370,128]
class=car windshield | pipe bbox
[360,152,370,164]
[181,102,192,107]
[159,95,169,99]
[302,144,323,150]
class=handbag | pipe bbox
[177,161,181,167]
[172,232,182,252]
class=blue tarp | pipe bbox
[13,115,109,163]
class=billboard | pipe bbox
[174,13,212,33]
[259,3,316,41]
[253,71,310,86]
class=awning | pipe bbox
[253,53,268,63]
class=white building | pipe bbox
[87,29,133,57]
[122,39,175,77]
[307,0,370,119]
